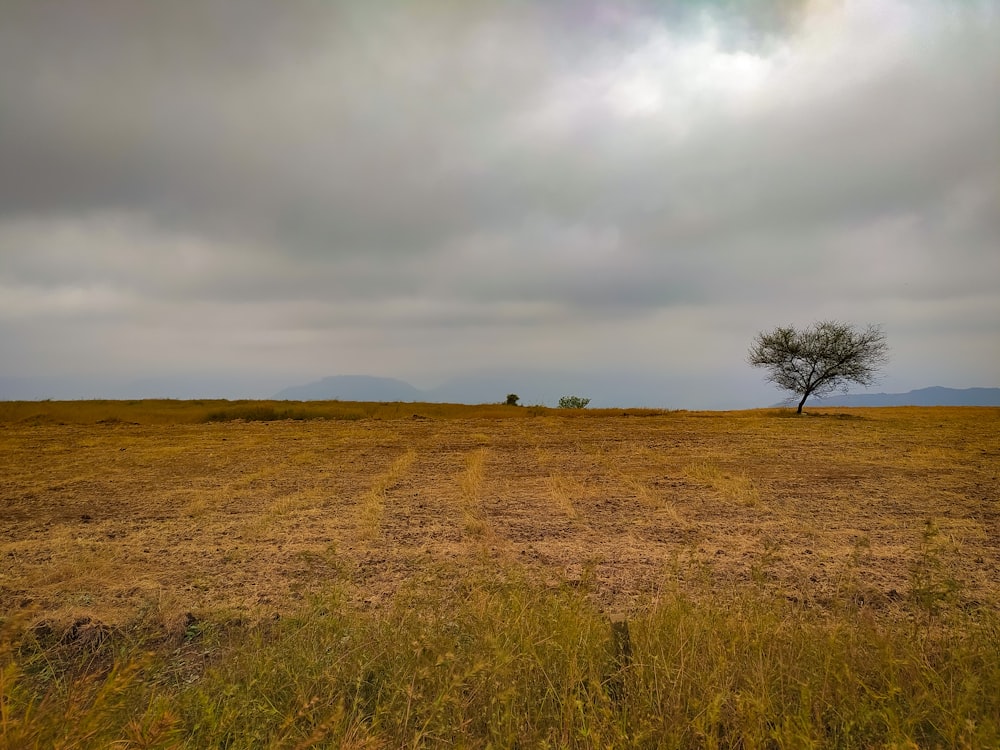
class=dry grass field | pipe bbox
[2,401,999,747]
[3,403,998,624]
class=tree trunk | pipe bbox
[796,392,809,414]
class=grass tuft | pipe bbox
[685,461,762,506]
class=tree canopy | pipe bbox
[748,321,888,413]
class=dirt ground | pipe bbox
[2,408,998,627]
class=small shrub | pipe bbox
[558,396,590,409]
[505,394,520,406]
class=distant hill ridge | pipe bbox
[273,377,1000,408]
[3,374,997,408]
[814,386,1000,407]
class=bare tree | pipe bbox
[748,321,888,414]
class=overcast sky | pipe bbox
[1,0,998,407]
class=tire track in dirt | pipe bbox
[348,431,492,603]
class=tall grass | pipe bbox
[4,570,999,749]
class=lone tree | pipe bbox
[748,320,888,414]
[558,395,591,409]
[505,393,520,406]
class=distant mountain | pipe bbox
[274,375,423,402]
[815,386,1000,407]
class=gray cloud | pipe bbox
[1,0,998,403]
